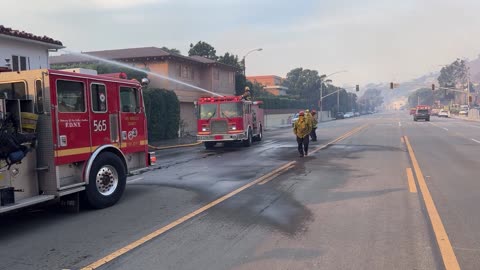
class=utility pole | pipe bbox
[337,89,340,112]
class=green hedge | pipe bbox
[143,88,180,141]
[257,97,309,109]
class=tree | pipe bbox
[358,88,384,112]
[161,47,181,54]
[188,41,217,60]
[218,52,242,70]
[283,67,321,109]
[438,58,469,89]
[408,88,434,108]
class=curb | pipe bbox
[148,141,202,151]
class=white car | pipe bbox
[438,110,449,117]
[459,110,468,116]
[291,113,299,127]
[344,112,354,118]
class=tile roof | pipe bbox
[50,47,240,71]
[0,25,63,47]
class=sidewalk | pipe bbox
[148,135,199,150]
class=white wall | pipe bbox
[265,111,333,129]
[0,37,50,69]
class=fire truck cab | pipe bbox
[0,68,153,213]
[196,96,264,149]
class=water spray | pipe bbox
[61,50,223,97]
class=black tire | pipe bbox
[204,142,216,149]
[257,125,263,141]
[84,152,126,209]
[243,128,252,147]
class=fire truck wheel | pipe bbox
[243,128,252,147]
[257,125,263,141]
[85,152,126,209]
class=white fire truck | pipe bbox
[0,68,154,213]
[196,96,264,149]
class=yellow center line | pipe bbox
[404,136,461,270]
[406,167,417,193]
[80,125,368,270]
[257,164,296,185]
[80,160,296,270]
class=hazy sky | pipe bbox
[4,0,480,87]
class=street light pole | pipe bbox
[319,70,347,121]
[242,48,263,76]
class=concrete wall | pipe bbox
[0,37,50,69]
[264,111,332,129]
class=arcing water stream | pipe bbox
[61,50,223,97]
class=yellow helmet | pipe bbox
[305,109,310,113]
[245,86,250,92]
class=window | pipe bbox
[20,57,27,71]
[11,55,28,71]
[213,69,219,80]
[0,82,27,99]
[91,84,107,112]
[35,80,44,113]
[12,56,19,71]
[57,80,85,112]
[199,104,217,119]
[220,102,243,118]
[180,65,194,80]
[120,87,139,113]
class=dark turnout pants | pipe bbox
[297,136,310,155]
[310,128,317,141]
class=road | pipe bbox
[1,112,480,270]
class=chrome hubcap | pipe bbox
[95,165,119,196]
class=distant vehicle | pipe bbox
[196,96,264,148]
[344,112,354,118]
[413,105,431,121]
[336,112,344,119]
[431,108,440,116]
[459,110,468,116]
[438,110,449,118]
[354,112,360,117]
[291,113,299,127]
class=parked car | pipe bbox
[438,110,449,118]
[354,112,360,117]
[291,113,299,127]
[336,112,345,119]
[459,110,468,116]
[344,112,354,118]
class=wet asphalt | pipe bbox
[1,112,480,269]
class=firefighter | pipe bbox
[310,110,318,141]
[241,86,251,101]
[293,111,312,157]
[305,109,313,126]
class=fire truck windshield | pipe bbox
[220,102,243,118]
[199,104,217,119]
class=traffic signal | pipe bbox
[355,85,359,92]
[432,84,435,91]
[390,82,394,89]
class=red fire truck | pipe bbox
[0,68,154,213]
[196,96,264,149]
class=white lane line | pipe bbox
[471,139,480,144]
[398,121,402,127]
[443,127,449,131]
